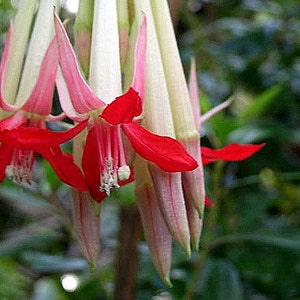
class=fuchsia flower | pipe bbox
[188,60,265,206]
[54,14,197,202]
[0,24,87,190]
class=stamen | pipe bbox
[116,126,131,181]
[5,149,35,184]
[118,165,130,181]
[100,157,120,196]
[95,120,130,195]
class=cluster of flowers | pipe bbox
[0,0,264,283]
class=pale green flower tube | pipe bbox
[134,0,191,255]
[151,0,206,219]
[2,0,37,105]
[89,0,122,102]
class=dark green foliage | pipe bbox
[0,1,299,299]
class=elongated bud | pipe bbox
[148,165,191,255]
[135,157,172,286]
[151,0,197,140]
[134,0,191,254]
[72,190,100,269]
[72,130,100,268]
[185,193,203,251]
[74,0,94,77]
[182,139,205,217]
[151,0,205,216]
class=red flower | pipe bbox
[0,23,86,189]
[0,119,88,190]
[54,14,197,201]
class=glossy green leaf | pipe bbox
[240,85,283,120]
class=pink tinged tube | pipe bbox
[72,190,100,269]
[136,186,172,286]
[150,0,205,218]
[135,157,172,286]
[183,60,207,248]
[185,192,203,251]
[134,0,191,255]
[182,140,205,249]
[180,59,206,219]
[149,164,191,256]
[71,128,101,268]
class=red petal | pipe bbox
[122,122,198,172]
[202,156,217,166]
[101,88,142,125]
[0,144,13,182]
[0,119,88,149]
[82,126,107,202]
[38,146,87,191]
[205,195,213,207]
[201,143,265,165]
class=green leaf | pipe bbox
[0,259,31,299]
[0,181,53,213]
[212,234,300,252]
[198,259,244,300]
[200,94,212,114]
[227,125,271,143]
[208,115,239,144]
[22,252,88,273]
[0,222,62,257]
[240,85,283,120]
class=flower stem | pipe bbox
[113,204,141,300]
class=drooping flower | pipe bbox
[188,59,265,208]
[0,118,88,190]
[0,3,87,190]
[132,1,196,266]
[150,0,206,219]
[54,12,197,202]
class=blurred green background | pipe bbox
[0,0,299,299]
